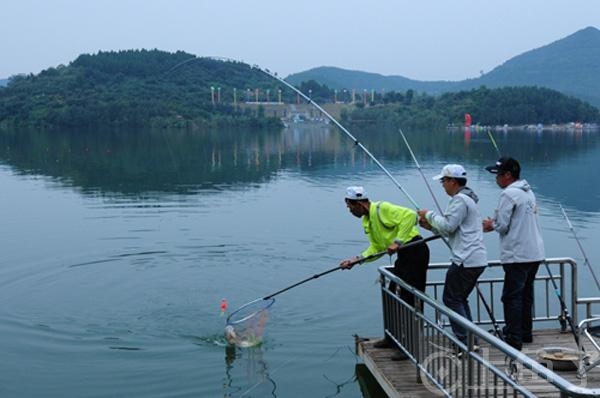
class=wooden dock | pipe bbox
[357,329,600,397]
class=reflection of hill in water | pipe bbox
[0,126,598,212]
[0,128,290,195]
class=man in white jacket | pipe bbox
[418,164,487,348]
[483,157,545,351]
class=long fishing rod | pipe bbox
[257,67,420,210]
[167,56,420,209]
[263,234,441,300]
[398,128,504,340]
[399,128,443,212]
[476,283,504,340]
[486,129,502,157]
[543,261,580,347]
[560,204,600,291]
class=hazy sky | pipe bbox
[2,0,599,81]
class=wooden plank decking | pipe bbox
[357,338,429,398]
[357,329,600,397]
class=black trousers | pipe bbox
[388,236,430,306]
[501,261,540,350]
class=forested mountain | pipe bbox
[472,27,600,105]
[0,79,7,87]
[1,38,598,131]
[0,50,284,129]
[287,27,600,106]
[287,67,462,95]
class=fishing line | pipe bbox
[560,204,600,291]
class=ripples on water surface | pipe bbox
[1,126,600,397]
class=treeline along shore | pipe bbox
[0,50,598,131]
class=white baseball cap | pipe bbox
[345,186,368,200]
[432,164,467,180]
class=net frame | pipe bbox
[225,298,275,347]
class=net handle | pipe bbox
[262,234,440,300]
[262,251,384,300]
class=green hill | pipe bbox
[287,66,462,96]
[0,50,283,129]
[472,26,600,105]
[287,27,600,106]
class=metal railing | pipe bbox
[379,257,600,397]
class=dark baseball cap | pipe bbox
[485,157,521,175]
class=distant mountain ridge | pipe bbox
[287,26,600,106]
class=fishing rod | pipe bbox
[398,128,504,340]
[399,128,443,212]
[543,261,580,347]
[476,283,504,340]
[560,204,600,291]
[263,234,441,300]
[486,129,502,157]
[167,56,420,208]
[257,67,420,210]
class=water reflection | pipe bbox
[223,345,277,397]
[0,125,599,212]
[2,123,600,398]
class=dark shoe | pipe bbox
[391,350,408,361]
[373,338,393,349]
[522,335,533,343]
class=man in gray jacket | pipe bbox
[418,164,487,348]
[483,157,545,351]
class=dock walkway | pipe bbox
[358,329,600,397]
[366,259,600,397]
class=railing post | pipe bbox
[571,260,578,325]
[380,267,390,341]
[414,298,422,383]
[374,258,596,397]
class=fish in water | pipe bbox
[224,325,238,345]
[224,325,262,347]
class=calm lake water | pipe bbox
[1,124,599,397]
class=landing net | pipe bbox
[225,298,274,347]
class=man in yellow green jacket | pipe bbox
[340,186,429,359]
